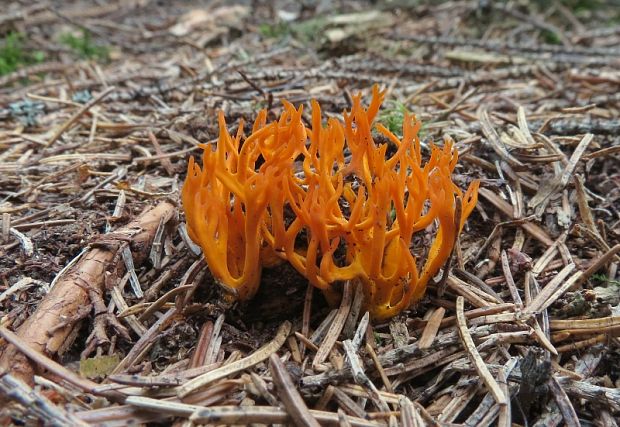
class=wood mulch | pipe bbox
[1,1,619,425]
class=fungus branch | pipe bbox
[182,85,479,319]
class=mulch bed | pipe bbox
[1,1,619,425]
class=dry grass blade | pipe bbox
[46,86,115,146]
[313,280,353,369]
[270,353,321,427]
[523,264,578,315]
[189,405,383,426]
[455,297,506,406]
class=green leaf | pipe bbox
[79,354,121,379]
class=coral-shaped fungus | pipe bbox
[182,86,479,319]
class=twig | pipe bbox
[0,202,176,386]
[189,404,383,426]
[478,188,553,246]
[500,250,523,308]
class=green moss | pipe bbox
[374,331,383,346]
[541,29,562,45]
[377,100,408,137]
[259,21,291,39]
[592,273,620,286]
[258,16,331,45]
[60,30,109,61]
[79,354,121,379]
[0,32,46,76]
[290,17,329,44]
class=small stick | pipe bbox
[147,129,174,176]
[295,332,320,353]
[8,227,33,256]
[190,404,383,426]
[299,282,314,358]
[342,340,390,412]
[0,373,90,427]
[137,285,193,322]
[365,343,393,393]
[478,188,553,246]
[577,244,620,286]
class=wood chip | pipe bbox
[418,307,446,349]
